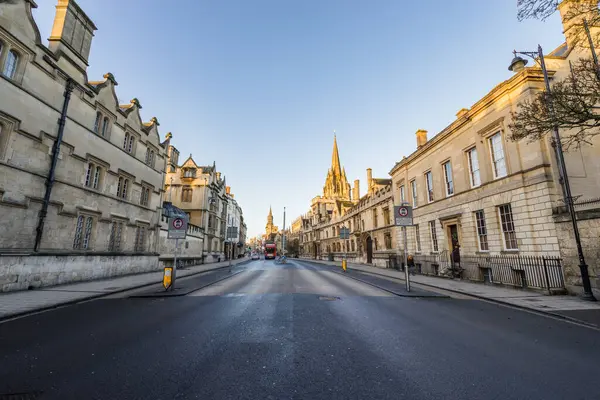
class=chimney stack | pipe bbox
[366,169,373,192]
[416,129,428,149]
[48,0,97,70]
[353,179,360,201]
[558,0,599,49]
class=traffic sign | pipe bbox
[394,205,413,226]
[168,216,188,239]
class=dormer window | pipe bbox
[183,168,196,178]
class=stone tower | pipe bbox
[323,135,351,201]
[265,206,278,238]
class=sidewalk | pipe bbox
[0,258,249,321]
[306,258,600,328]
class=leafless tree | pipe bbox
[509,58,600,149]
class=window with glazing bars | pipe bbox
[475,210,489,251]
[498,204,518,250]
[429,220,439,252]
[73,215,93,250]
[108,221,123,251]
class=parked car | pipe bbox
[251,253,260,260]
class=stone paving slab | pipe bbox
[0,259,248,320]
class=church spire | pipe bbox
[331,132,341,175]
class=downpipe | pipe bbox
[34,79,75,252]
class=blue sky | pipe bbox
[34,1,565,238]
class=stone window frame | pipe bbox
[465,146,481,188]
[497,203,519,251]
[0,31,29,84]
[134,224,149,252]
[384,231,392,250]
[108,219,125,252]
[474,209,489,252]
[73,213,95,250]
[0,112,17,161]
[414,224,422,253]
[382,207,391,226]
[144,144,157,169]
[410,179,418,208]
[181,187,193,202]
[116,171,134,200]
[92,105,114,140]
[488,132,508,180]
[123,129,140,155]
[424,170,434,203]
[429,220,439,253]
[441,158,454,197]
[140,184,152,207]
[372,208,378,228]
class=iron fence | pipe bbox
[389,252,565,292]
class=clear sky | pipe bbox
[34,0,566,238]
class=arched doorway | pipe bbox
[366,236,373,264]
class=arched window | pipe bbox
[93,112,102,133]
[3,50,18,79]
[127,135,134,153]
[101,116,109,137]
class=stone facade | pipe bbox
[297,137,398,267]
[389,5,600,293]
[163,150,246,261]
[0,0,173,291]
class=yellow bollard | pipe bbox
[163,266,173,291]
[342,259,347,272]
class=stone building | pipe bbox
[390,1,600,294]
[224,187,246,259]
[0,0,171,291]
[298,137,398,266]
[163,151,230,261]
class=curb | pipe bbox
[303,259,600,330]
[0,259,253,323]
[130,270,246,298]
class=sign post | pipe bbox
[167,216,188,291]
[339,227,350,272]
[394,204,413,292]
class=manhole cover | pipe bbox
[0,392,44,400]
[318,296,340,301]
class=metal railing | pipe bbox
[389,252,565,292]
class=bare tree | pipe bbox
[509,58,600,149]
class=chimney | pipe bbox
[353,179,360,201]
[558,0,599,49]
[226,186,231,195]
[48,0,97,70]
[416,129,428,149]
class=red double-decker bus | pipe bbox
[264,241,277,260]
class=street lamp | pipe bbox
[509,46,597,301]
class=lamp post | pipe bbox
[201,176,208,264]
[509,46,597,301]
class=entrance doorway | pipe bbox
[366,236,373,264]
[448,224,460,267]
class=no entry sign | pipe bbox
[394,205,413,226]
[168,216,188,239]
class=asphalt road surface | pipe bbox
[1,259,599,400]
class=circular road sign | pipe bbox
[173,218,184,229]
[398,207,408,217]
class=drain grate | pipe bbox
[318,296,340,301]
[0,392,44,400]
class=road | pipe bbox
[1,258,599,400]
